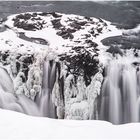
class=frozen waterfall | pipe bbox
[99,57,140,124]
[37,60,57,118]
[0,60,59,118]
[1,55,140,124]
[0,67,40,115]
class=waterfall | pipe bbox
[38,60,57,118]
[0,67,40,115]
[0,60,60,118]
[99,57,140,124]
[2,54,140,124]
[0,67,14,93]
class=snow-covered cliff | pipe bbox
[0,12,121,120]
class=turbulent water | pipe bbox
[39,61,57,118]
[99,57,140,124]
[0,61,57,118]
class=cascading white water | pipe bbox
[0,60,58,118]
[2,54,140,124]
[38,60,57,118]
[0,67,40,116]
[100,57,140,124]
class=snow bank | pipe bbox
[0,109,140,139]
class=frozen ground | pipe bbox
[0,109,139,140]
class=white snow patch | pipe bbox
[0,109,139,139]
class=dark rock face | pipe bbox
[106,46,123,56]
[18,32,49,45]
[13,12,63,31]
[13,13,46,31]
[56,28,74,39]
[0,51,9,63]
[85,39,98,48]
[51,19,62,29]
[102,36,140,50]
[51,18,75,39]
[20,55,34,80]
[69,20,86,30]
[59,46,99,86]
